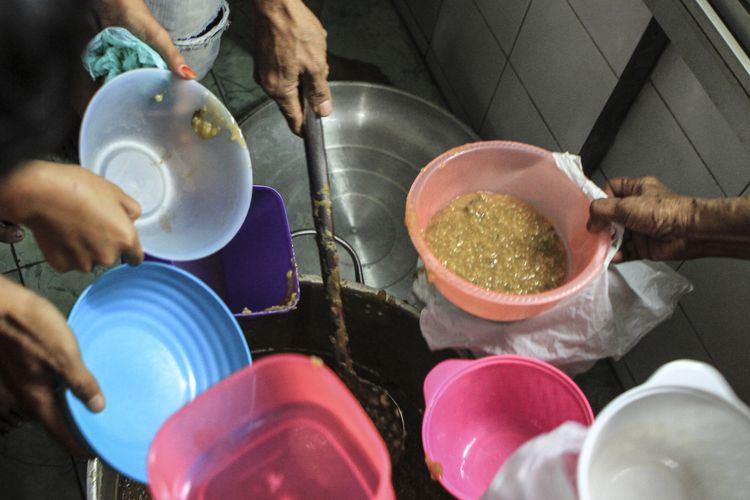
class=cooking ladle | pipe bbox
[302,103,356,380]
[303,103,407,462]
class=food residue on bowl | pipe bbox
[424,192,567,294]
[159,212,174,233]
[190,97,247,148]
[240,269,298,314]
[191,106,222,139]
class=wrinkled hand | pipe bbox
[94,0,195,78]
[0,160,143,272]
[0,275,104,452]
[588,176,699,262]
[253,0,332,135]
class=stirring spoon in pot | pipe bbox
[303,103,407,462]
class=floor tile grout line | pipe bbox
[387,0,449,110]
[209,69,229,104]
[17,260,47,272]
[505,60,563,151]
[564,0,620,78]
[649,79,728,197]
[9,244,24,286]
[473,0,562,149]
[678,302,718,365]
[475,0,534,134]
[393,0,432,48]
[471,0,511,60]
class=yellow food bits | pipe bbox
[425,192,567,294]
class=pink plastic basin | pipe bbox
[422,355,593,499]
[147,354,394,500]
[405,141,609,321]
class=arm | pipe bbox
[588,176,750,261]
[0,275,104,453]
[252,0,332,135]
[0,160,143,271]
[94,0,195,78]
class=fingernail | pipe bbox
[12,229,23,242]
[179,65,196,80]
[87,394,105,413]
[316,99,332,116]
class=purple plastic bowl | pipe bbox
[147,185,299,318]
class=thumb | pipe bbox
[121,193,142,221]
[303,71,333,117]
[63,356,105,413]
[133,12,192,79]
[588,198,619,233]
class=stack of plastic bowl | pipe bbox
[422,355,593,498]
[65,263,252,483]
[148,354,395,500]
[578,360,750,500]
[79,68,252,262]
[405,141,610,321]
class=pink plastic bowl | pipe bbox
[147,354,394,500]
[405,141,609,321]
[422,355,594,499]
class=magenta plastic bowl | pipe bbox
[406,141,610,321]
[422,355,594,499]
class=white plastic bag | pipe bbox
[411,153,694,375]
[481,422,587,500]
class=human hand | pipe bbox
[94,0,196,78]
[587,176,700,262]
[0,275,104,453]
[253,0,332,135]
[588,176,750,262]
[0,160,143,272]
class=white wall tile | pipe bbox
[425,49,473,125]
[680,258,750,403]
[480,65,560,150]
[651,45,750,196]
[510,0,617,152]
[623,307,713,384]
[567,0,651,76]
[393,0,429,54]
[600,84,724,198]
[475,0,532,54]
[431,0,506,130]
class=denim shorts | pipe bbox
[145,0,230,80]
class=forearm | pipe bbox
[0,160,56,224]
[253,0,322,17]
[686,197,750,257]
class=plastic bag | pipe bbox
[82,27,168,82]
[411,153,694,375]
[481,422,587,500]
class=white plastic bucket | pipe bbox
[578,360,750,500]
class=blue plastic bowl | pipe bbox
[65,262,251,483]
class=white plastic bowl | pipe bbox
[80,68,252,261]
[578,360,750,500]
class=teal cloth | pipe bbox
[82,27,168,82]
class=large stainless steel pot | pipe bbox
[88,277,459,499]
[243,82,478,299]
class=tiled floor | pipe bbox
[0,0,623,497]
